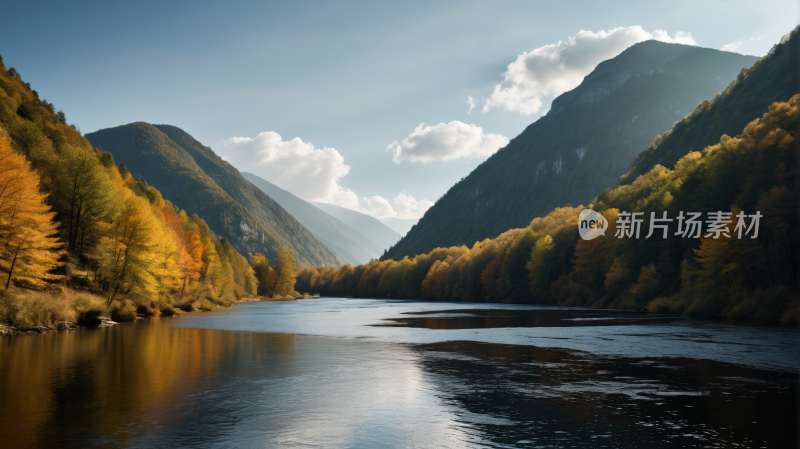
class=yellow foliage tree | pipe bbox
[274,248,297,296]
[249,252,271,296]
[421,260,450,299]
[526,235,555,299]
[95,196,166,303]
[0,136,63,288]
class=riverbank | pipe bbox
[0,287,320,336]
[302,292,799,325]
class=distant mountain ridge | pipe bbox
[86,123,342,267]
[311,202,401,252]
[383,40,760,260]
[241,172,386,265]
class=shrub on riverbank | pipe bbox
[72,292,109,325]
[136,300,162,317]
[160,304,180,316]
[0,288,77,329]
[645,296,686,314]
[0,283,276,330]
[110,300,137,322]
[197,300,219,311]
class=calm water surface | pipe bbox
[0,298,798,448]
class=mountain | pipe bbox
[297,30,800,320]
[378,218,419,236]
[241,172,383,265]
[311,202,401,252]
[0,56,257,308]
[85,123,342,267]
[616,29,799,186]
[383,41,760,260]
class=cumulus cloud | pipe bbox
[356,193,434,219]
[387,121,509,164]
[360,195,396,218]
[722,40,742,52]
[393,193,434,219]
[215,131,434,219]
[482,26,697,116]
[467,96,476,114]
[215,131,362,208]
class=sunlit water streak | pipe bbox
[0,297,796,448]
[179,298,800,371]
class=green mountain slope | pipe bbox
[86,123,341,267]
[311,202,401,252]
[616,28,799,186]
[241,171,382,265]
[383,41,759,260]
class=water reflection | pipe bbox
[0,320,297,447]
[0,319,466,448]
[373,308,678,329]
[0,300,798,448]
[417,340,798,448]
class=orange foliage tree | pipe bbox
[0,135,63,288]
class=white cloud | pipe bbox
[355,193,434,219]
[722,40,742,52]
[215,132,363,209]
[482,26,697,116]
[387,121,509,164]
[360,195,396,218]
[215,131,434,219]
[467,96,476,114]
[393,193,434,219]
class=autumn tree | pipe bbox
[629,264,660,305]
[249,252,272,295]
[95,196,166,304]
[60,145,119,255]
[224,243,256,298]
[274,248,297,296]
[0,135,63,288]
[526,235,556,300]
[604,258,631,296]
[421,260,449,299]
[175,214,204,300]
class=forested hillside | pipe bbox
[617,29,799,185]
[384,41,760,259]
[86,124,342,268]
[299,94,798,322]
[0,56,257,326]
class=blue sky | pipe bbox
[1,0,795,219]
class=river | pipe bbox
[1,298,798,448]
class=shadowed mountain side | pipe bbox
[311,202,402,251]
[241,172,382,265]
[383,41,759,260]
[616,27,799,186]
[86,123,342,267]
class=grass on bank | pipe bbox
[0,286,319,330]
[0,286,190,330]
